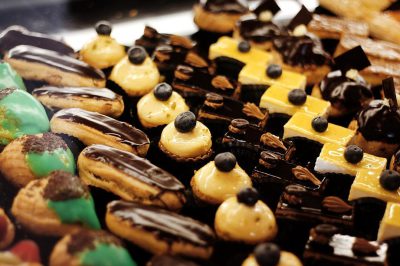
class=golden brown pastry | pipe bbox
[242,243,302,266]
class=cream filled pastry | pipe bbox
[109,46,160,96]
[79,21,126,69]
[242,243,302,266]
[159,111,212,162]
[214,187,277,244]
[191,152,252,205]
[137,83,189,128]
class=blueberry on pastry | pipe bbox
[12,171,101,236]
[0,133,75,187]
[242,243,303,266]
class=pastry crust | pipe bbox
[158,141,213,163]
[49,235,80,266]
[0,209,15,250]
[349,131,399,158]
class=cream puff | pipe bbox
[242,243,302,266]
[214,187,277,244]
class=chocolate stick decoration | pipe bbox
[334,45,371,74]
[253,0,281,16]
[382,77,398,111]
[287,5,313,31]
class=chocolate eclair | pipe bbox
[0,133,75,187]
[50,108,150,156]
[193,0,249,34]
[32,86,124,118]
[0,25,74,56]
[12,171,100,236]
[4,45,106,87]
[106,200,215,259]
[78,144,186,211]
[50,230,136,266]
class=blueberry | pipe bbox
[312,116,328,133]
[153,83,172,101]
[95,21,112,36]
[254,243,281,266]
[174,111,196,133]
[238,41,251,53]
[215,152,237,172]
[128,46,147,65]
[344,145,364,164]
[237,187,259,206]
[266,64,283,79]
[379,170,400,191]
[288,89,307,105]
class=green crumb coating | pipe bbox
[26,148,75,177]
[80,243,137,266]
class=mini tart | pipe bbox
[50,108,150,156]
[242,251,302,266]
[0,240,42,266]
[106,200,215,259]
[214,196,277,244]
[312,70,373,118]
[0,208,15,250]
[191,161,252,205]
[0,62,26,90]
[11,171,101,236]
[109,56,160,97]
[50,230,136,266]
[80,35,126,69]
[137,91,189,129]
[159,121,212,162]
[78,144,186,211]
[32,86,124,118]
[193,0,249,34]
[0,133,75,187]
[0,88,49,145]
[377,202,400,242]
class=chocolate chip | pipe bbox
[95,21,112,36]
[266,64,282,79]
[174,111,196,133]
[379,170,400,191]
[254,243,281,266]
[238,41,251,53]
[153,83,173,101]
[311,116,328,132]
[128,46,147,65]
[237,187,259,206]
[288,89,307,105]
[215,152,236,172]
[344,145,364,164]
[314,224,339,237]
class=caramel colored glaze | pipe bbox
[200,0,248,14]
[108,200,215,247]
[32,86,119,100]
[237,15,288,43]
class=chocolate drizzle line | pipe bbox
[54,108,149,148]
[22,133,68,154]
[108,200,215,247]
[82,145,184,191]
[44,171,89,201]
[67,230,122,255]
[0,87,17,101]
[287,5,313,30]
[32,86,119,100]
[382,77,398,110]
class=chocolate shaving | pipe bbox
[211,76,234,91]
[43,171,89,201]
[382,77,399,111]
[22,133,68,154]
[253,0,280,16]
[242,102,266,121]
[291,166,321,186]
[352,238,379,256]
[169,35,194,50]
[322,196,353,214]
[260,132,287,151]
[185,52,208,68]
[334,45,371,73]
[287,5,313,30]
[67,230,122,255]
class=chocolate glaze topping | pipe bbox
[67,230,122,255]
[357,100,400,143]
[200,0,248,14]
[0,87,17,100]
[44,171,88,201]
[0,26,74,56]
[82,145,184,191]
[319,70,372,114]
[108,200,215,247]
[22,133,68,154]
[7,45,105,80]
[32,86,119,100]
[273,35,331,67]
[149,255,199,266]
[53,108,149,148]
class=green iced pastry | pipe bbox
[0,62,26,90]
[0,88,49,145]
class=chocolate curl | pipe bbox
[382,77,399,111]
[253,0,281,16]
[334,45,371,73]
[287,5,313,31]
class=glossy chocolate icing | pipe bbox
[200,0,248,14]
[32,86,119,100]
[7,45,105,80]
[108,200,215,247]
[319,70,372,114]
[273,34,331,67]
[82,145,184,191]
[53,108,149,148]
[357,100,400,143]
[0,26,74,56]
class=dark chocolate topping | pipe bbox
[67,230,122,255]
[43,171,88,201]
[352,238,379,256]
[287,5,313,30]
[273,34,331,67]
[334,46,371,73]
[149,255,199,266]
[7,45,105,80]
[357,100,400,143]
[383,77,399,111]
[32,86,119,100]
[22,133,68,154]
[0,26,74,55]
[82,145,184,191]
[319,70,372,113]
[200,0,248,14]
[108,200,215,247]
[53,108,149,148]
[0,87,17,100]
[253,0,281,16]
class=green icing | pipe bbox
[0,63,26,90]
[48,196,101,229]
[81,243,137,266]
[26,148,75,177]
[0,90,49,145]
